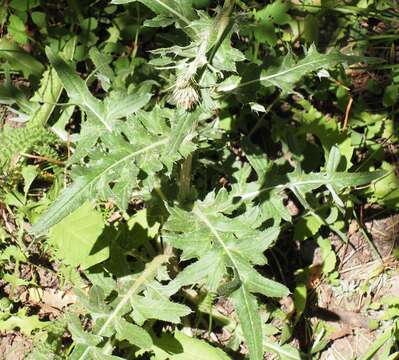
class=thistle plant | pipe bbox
[0,1,387,359]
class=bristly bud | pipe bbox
[171,78,199,110]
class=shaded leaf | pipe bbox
[0,310,46,336]
[0,38,44,77]
[115,318,153,349]
[152,331,231,360]
[48,202,107,269]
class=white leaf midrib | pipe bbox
[77,255,169,360]
[32,137,169,235]
[192,206,241,277]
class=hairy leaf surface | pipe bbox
[164,188,289,360]
[30,108,200,235]
[218,45,367,94]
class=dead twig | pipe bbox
[20,153,64,166]
[343,95,353,129]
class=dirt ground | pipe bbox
[317,214,399,359]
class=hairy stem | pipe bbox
[178,154,193,204]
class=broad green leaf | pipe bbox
[9,0,40,12]
[0,38,44,77]
[29,136,168,236]
[152,331,231,360]
[89,46,114,83]
[0,310,46,335]
[253,21,277,46]
[31,11,47,31]
[131,292,191,324]
[30,177,95,236]
[68,314,103,347]
[237,257,289,298]
[48,201,108,269]
[115,318,153,349]
[264,341,302,360]
[293,99,354,171]
[260,196,292,225]
[22,165,38,197]
[239,159,384,236]
[127,208,160,239]
[292,276,307,325]
[104,92,152,122]
[7,15,29,44]
[323,171,386,188]
[294,215,322,241]
[364,162,399,208]
[231,286,263,360]
[254,0,291,46]
[255,0,291,25]
[168,251,225,293]
[258,47,360,93]
[293,99,346,155]
[383,84,398,107]
[242,138,270,179]
[317,237,337,275]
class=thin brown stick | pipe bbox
[21,153,64,165]
[343,95,353,129]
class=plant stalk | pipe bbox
[178,0,236,204]
[178,154,193,204]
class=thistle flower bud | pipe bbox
[171,79,199,110]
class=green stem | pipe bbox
[206,0,236,65]
[353,210,383,263]
[179,0,236,204]
[178,154,193,204]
